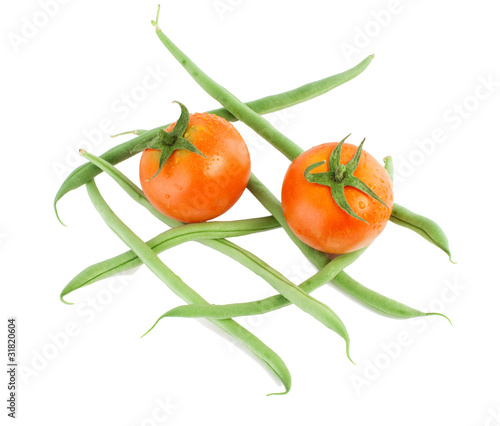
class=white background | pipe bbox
[2,0,500,424]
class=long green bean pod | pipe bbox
[85,179,291,395]
[390,205,453,261]
[80,151,353,358]
[54,55,374,222]
[326,272,449,322]
[383,157,453,261]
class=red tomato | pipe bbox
[281,142,393,254]
[140,113,251,223]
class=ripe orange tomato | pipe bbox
[281,142,393,254]
[140,112,251,223]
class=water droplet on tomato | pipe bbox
[358,201,366,209]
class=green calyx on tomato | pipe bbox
[304,135,387,223]
[131,101,205,181]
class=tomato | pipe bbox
[281,141,393,254]
[139,112,251,223]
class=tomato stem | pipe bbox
[304,135,387,223]
[130,101,205,181]
[334,164,346,182]
[151,4,160,28]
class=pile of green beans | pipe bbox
[56,8,453,394]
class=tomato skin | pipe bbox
[139,113,251,223]
[281,142,393,254]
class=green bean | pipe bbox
[390,205,453,262]
[80,151,353,358]
[329,272,450,322]
[60,216,279,303]
[85,179,291,395]
[384,157,453,261]
[54,55,374,223]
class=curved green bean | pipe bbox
[85,179,291,395]
[328,272,450,322]
[383,157,453,261]
[390,205,453,262]
[54,55,374,222]
[384,157,455,263]
[80,150,353,359]
[60,216,279,303]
